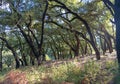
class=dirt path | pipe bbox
[42,51,117,68]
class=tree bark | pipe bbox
[38,0,48,65]
[74,33,80,57]
[0,37,20,68]
[114,0,120,64]
[0,41,4,71]
[22,53,28,66]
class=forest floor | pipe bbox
[0,51,119,84]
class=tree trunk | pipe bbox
[0,41,3,71]
[79,41,84,57]
[37,56,42,65]
[90,42,100,60]
[0,55,2,71]
[74,33,80,57]
[73,50,79,57]
[84,42,88,55]
[15,34,28,66]
[42,53,46,61]
[30,51,35,65]
[100,36,104,54]
[70,50,73,59]
[22,53,28,66]
[105,34,113,53]
[18,24,40,62]
[88,43,93,55]
[12,50,20,68]
[49,0,100,60]
[0,37,20,68]
[114,0,120,64]
[37,0,48,65]
[19,59,24,66]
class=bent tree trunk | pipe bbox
[12,50,20,68]
[90,42,100,60]
[49,0,100,60]
[0,37,20,68]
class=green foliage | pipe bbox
[105,60,118,70]
[45,54,52,61]
[51,62,73,82]
[2,51,14,68]
[0,2,116,84]
[0,59,118,84]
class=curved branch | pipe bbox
[102,0,114,16]
[46,20,91,43]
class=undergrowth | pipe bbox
[0,59,118,84]
[0,68,12,81]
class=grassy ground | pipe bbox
[0,55,119,84]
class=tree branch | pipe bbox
[46,20,91,43]
[102,0,114,16]
[39,0,49,49]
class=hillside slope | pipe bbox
[0,52,118,84]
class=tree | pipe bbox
[0,37,20,68]
[0,41,4,71]
[103,0,120,65]
[0,0,116,68]
[48,0,101,60]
